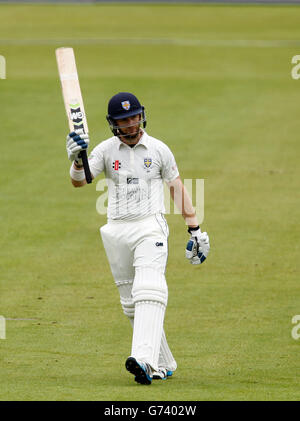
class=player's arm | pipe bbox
[167,175,198,228]
[167,176,210,265]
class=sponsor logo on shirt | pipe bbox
[112,160,121,170]
[127,178,139,184]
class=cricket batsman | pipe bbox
[66,92,210,385]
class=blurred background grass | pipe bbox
[0,3,300,400]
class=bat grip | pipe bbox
[81,150,92,184]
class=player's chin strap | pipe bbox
[117,127,143,140]
[106,111,147,136]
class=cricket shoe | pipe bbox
[152,368,173,380]
[125,357,152,385]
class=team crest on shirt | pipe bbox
[121,101,130,111]
[144,158,152,171]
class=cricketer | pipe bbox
[66,92,210,385]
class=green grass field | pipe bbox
[1,2,300,401]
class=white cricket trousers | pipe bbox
[100,213,177,373]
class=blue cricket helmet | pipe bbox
[106,92,147,135]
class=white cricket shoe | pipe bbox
[152,368,174,380]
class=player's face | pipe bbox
[115,114,142,144]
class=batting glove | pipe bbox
[185,226,210,265]
[66,129,90,166]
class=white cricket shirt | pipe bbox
[88,131,179,220]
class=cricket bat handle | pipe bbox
[80,149,92,184]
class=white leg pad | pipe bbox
[132,267,168,306]
[131,301,165,372]
[131,267,168,372]
[116,272,175,371]
[159,330,177,372]
[115,280,134,323]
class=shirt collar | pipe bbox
[117,131,149,150]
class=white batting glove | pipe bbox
[185,227,210,265]
[66,129,90,166]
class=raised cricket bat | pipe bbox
[56,47,92,184]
